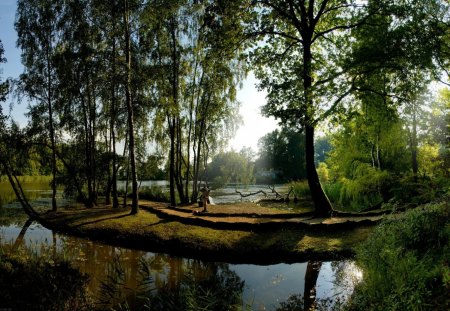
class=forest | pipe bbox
[0,0,449,310]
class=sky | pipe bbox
[0,0,278,153]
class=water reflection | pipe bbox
[0,220,361,310]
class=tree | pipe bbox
[207,149,255,188]
[0,39,8,106]
[249,0,450,215]
[15,0,63,212]
[123,0,139,214]
[256,127,306,181]
[249,0,369,216]
[142,0,246,205]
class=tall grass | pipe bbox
[289,180,311,198]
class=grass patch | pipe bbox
[39,202,374,263]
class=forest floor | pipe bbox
[39,200,384,264]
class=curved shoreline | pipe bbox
[38,201,378,264]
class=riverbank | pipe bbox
[38,200,378,264]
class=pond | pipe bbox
[1,179,361,310]
[118,180,314,212]
[0,220,361,310]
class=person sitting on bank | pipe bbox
[200,185,210,212]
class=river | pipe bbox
[0,179,361,310]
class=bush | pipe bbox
[348,203,450,311]
[391,174,450,205]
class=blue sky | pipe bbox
[0,0,278,152]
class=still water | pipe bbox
[0,219,361,310]
[1,180,361,309]
[118,180,314,212]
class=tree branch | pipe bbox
[313,85,354,126]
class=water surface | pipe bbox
[0,219,361,310]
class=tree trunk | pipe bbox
[169,118,177,207]
[46,45,57,212]
[13,218,33,251]
[305,125,333,216]
[1,159,38,217]
[105,131,111,205]
[303,44,333,217]
[111,5,119,209]
[124,0,138,214]
[411,108,418,180]
[81,91,93,208]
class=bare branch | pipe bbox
[248,29,303,43]
[268,184,283,199]
[314,0,330,26]
[235,188,267,198]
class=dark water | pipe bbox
[0,220,362,310]
[1,180,361,310]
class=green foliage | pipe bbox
[317,162,329,184]
[138,155,166,180]
[0,250,93,310]
[0,39,8,106]
[390,174,450,205]
[349,203,450,311]
[256,128,306,182]
[145,269,244,311]
[207,149,255,188]
[325,164,393,211]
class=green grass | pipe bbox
[39,202,374,263]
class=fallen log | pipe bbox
[235,189,267,198]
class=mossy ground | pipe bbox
[39,201,375,263]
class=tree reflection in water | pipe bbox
[98,256,246,311]
[275,260,361,311]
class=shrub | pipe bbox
[391,174,450,205]
[348,203,450,311]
